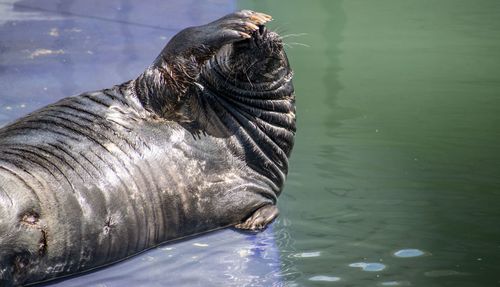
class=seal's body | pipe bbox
[0,11,295,286]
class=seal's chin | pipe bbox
[221,26,291,87]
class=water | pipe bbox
[39,228,282,287]
[241,0,500,286]
[1,0,500,286]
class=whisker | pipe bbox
[281,33,308,39]
[286,42,311,48]
[271,24,289,35]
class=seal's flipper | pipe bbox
[235,205,279,231]
[135,10,273,118]
[161,10,273,63]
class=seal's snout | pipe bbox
[236,24,282,55]
[226,24,290,86]
[258,24,266,36]
[254,24,271,41]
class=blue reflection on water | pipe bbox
[41,228,281,287]
[309,275,341,282]
[393,249,425,258]
[0,0,283,286]
[349,262,387,272]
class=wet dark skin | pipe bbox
[0,10,295,286]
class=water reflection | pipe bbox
[309,275,341,282]
[393,249,425,258]
[379,281,411,286]
[349,262,386,272]
[41,228,282,287]
[241,0,500,286]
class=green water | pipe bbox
[239,0,500,286]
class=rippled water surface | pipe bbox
[1,0,500,286]
[240,0,500,286]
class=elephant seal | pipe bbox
[0,10,295,286]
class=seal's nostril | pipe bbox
[258,25,266,36]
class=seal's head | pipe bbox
[229,26,291,83]
[203,25,293,100]
[196,25,295,190]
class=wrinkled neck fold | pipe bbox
[189,50,295,192]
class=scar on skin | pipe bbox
[20,212,39,225]
[20,211,47,256]
[39,229,47,256]
[103,216,116,235]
